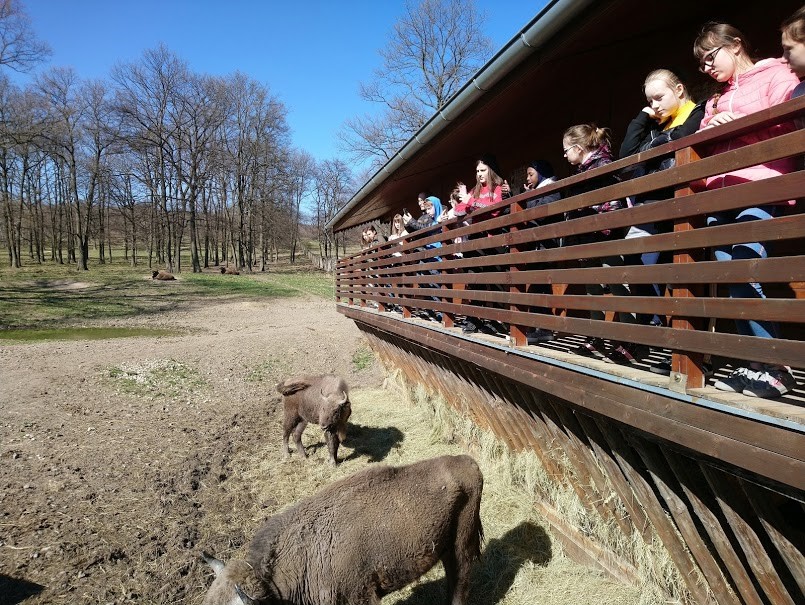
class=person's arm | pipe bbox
[619,109,654,159]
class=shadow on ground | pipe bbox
[0,574,45,605]
[394,521,552,605]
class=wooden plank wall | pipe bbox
[355,322,805,605]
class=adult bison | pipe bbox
[201,454,484,605]
[276,374,351,465]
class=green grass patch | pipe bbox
[351,345,375,371]
[107,358,205,399]
[245,355,292,384]
[0,258,334,330]
[0,326,180,343]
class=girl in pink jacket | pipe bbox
[694,22,799,399]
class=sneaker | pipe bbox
[609,343,650,365]
[462,319,479,334]
[526,328,556,345]
[578,337,609,361]
[742,367,797,398]
[650,360,713,376]
[713,367,760,393]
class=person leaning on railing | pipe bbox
[561,124,636,363]
[781,7,805,113]
[694,21,800,398]
[521,160,563,345]
[401,196,444,323]
[454,155,509,336]
[616,69,706,372]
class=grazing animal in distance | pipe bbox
[220,266,240,275]
[151,270,176,280]
[276,374,351,465]
[201,454,484,605]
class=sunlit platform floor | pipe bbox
[350,305,805,429]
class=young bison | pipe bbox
[151,270,176,280]
[220,266,240,275]
[276,374,350,465]
[201,454,484,605]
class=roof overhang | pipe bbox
[329,0,801,233]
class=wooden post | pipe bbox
[441,223,454,327]
[508,198,527,345]
[671,146,706,390]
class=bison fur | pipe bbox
[201,454,484,605]
[276,374,351,465]
[220,266,240,275]
[152,270,176,280]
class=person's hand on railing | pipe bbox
[701,111,741,128]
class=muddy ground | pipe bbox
[0,286,637,605]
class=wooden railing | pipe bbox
[336,97,805,391]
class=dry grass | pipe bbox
[224,371,643,605]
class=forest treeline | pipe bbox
[0,44,355,272]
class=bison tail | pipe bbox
[276,378,311,396]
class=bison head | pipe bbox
[201,552,261,605]
[319,388,350,430]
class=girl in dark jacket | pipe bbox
[616,70,706,368]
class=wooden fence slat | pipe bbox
[700,465,797,605]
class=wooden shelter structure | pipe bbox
[329,1,804,603]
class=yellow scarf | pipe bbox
[663,99,696,131]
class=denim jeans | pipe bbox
[707,206,778,339]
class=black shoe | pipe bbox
[650,360,714,376]
[609,343,650,366]
[526,328,556,345]
[462,319,479,334]
[578,337,609,361]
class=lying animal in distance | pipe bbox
[151,270,176,280]
[220,266,240,275]
[201,454,484,605]
[276,374,351,465]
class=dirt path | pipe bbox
[0,294,386,604]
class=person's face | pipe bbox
[644,79,684,121]
[367,228,376,239]
[782,31,805,79]
[699,43,737,82]
[526,167,539,187]
[562,137,584,166]
[424,204,435,216]
[476,162,489,185]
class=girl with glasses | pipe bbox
[693,22,799,398]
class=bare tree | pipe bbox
[0,0,50,72]
[339,0,493,170]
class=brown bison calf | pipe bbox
[220,266,240,275]
[201,454,484,605]
[151,270,175,280]
[277,374,351,465]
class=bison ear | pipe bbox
[235,584,259,605]
[201,551,227,577]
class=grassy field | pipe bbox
[0,256,335,335]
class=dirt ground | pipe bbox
[0,291,390,604]
[0,287,638,605]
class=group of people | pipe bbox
[367,13,804,399]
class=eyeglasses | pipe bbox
[698,46,722,72]
[563,144,580,156]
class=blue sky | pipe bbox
[13,1,546,164]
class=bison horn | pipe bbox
[201,551,226,577]
[235,584,259,605]
[339,390,348,404]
